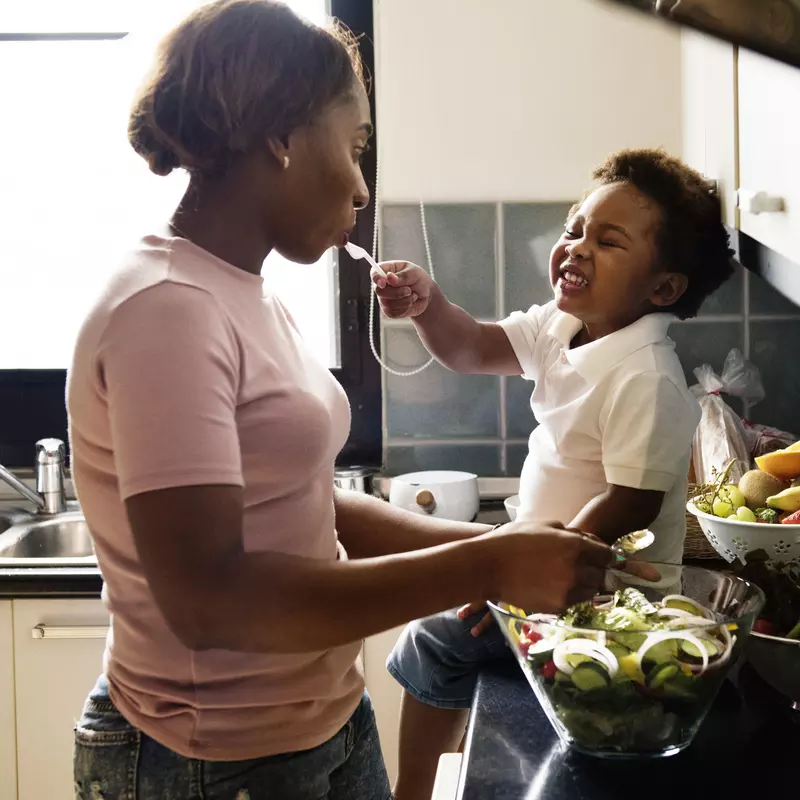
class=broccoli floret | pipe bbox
[561,602,598,629]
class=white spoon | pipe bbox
[612,529,655,562]
[344,240,387,279]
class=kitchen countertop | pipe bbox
[0,566,102,598]
[459,660,799,799]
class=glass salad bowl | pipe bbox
[489,564,764,759]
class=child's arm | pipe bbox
[568,485,665,544]
[373,261,522,375]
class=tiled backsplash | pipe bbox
[379,202,800,476]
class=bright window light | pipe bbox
[0,1,339,369]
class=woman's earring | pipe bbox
[283,156,290,170]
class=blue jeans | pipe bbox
[74,676,391,800]
[386,608,512,710]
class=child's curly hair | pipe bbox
[587,148,735,320]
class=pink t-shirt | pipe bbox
[67,233,363,761]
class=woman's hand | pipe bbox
[484,523,613,614]
[372,260,435,319]
[460,523,612,636]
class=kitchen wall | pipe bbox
[379,206,800,476]
[375,0,682,202]
[374,0,800,476]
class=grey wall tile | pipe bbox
[384,325,501,438]
[506,375,537,439]
[503,203,573,314]
[386,444,501,477]
[668,321,745,388]
[669,321,746,416]
[748,321,800,435]
[382,204,496,318]
[506,444,529,478]
[698,261,744,316]
[749,270,800,315]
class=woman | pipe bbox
[67,2,612,798]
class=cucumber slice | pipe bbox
[680,639,719,661]
[571,662,611,691]
[554,670,573,685]
[565,653,593,669]
[646,662,680,689]
[665,598,705,617]
[642,639,679,665]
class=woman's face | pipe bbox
[266,84,372,265]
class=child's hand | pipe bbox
[372,261,435,319]
[457,602,494,637]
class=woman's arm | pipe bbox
[333,487,491,558]
[126,485,612,654]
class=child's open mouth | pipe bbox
[558,267,589,291]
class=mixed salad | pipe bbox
[733,550,800,640]
[507,588,737,754]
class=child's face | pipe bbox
[549,182,686,336]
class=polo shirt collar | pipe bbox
[551,311,675,383]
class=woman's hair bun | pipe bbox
[147,147,181,177]
[127,0,365,179]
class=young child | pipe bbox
[373,149,734,800]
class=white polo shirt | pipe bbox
[499,302,701,566]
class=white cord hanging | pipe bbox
[368,157,436,376]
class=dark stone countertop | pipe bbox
[0,566,102,598]
[459,660,799,799]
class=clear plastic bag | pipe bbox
[689,349,761,484]
[742,420,797,459]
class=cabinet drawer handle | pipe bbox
[31,624,109,640]
[738,189,785,215]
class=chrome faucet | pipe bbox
[0,438,67,515]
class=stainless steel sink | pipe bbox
[0,511,97,566]
[0,506,36,535]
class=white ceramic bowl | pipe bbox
[686,500,800,564]
[504,494,521,521]
[389,470,479,522]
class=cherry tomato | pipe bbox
[753,619,775,636]
[521,623,543,646]
[540,660,558,680]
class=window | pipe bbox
[0,0,338,369]
[0,0,380,467]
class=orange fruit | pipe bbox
[756,449,800,482]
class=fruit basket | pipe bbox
[687,443,800,565]
[489,567,764,759]
[687,502,800,564]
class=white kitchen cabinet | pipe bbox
[431,753,462,800]
[738,49,800,265]
[364,625,405,785]
[12,599,108,800]
[681,31,738,228]
[0,602,16,800]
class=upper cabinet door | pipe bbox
[738,50,800,265]
[681,30,738,229]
